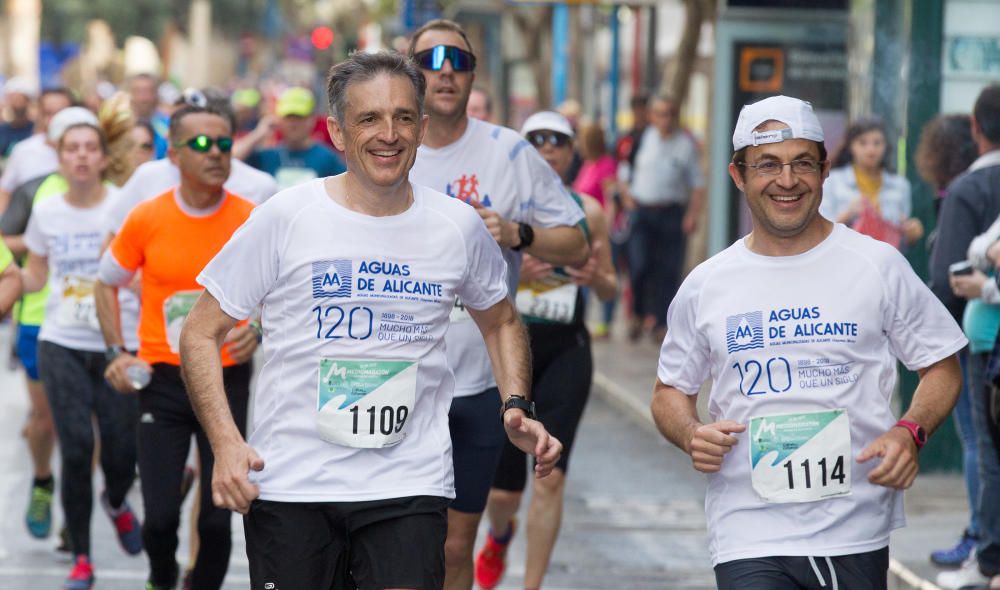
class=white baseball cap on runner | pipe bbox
[732,95,824,151]
[520,111,575,139]
[48,106,100,143]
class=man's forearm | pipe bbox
[0,264,21,314]
[524,225,589,267]
[95,282,125,347]
[180,328,244,448]
[904,354,963,435]
[4,234,26,257]
[651,380,702,453]
[685,188,706,220]
[480,303,532,401]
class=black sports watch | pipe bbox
[501,395,536,421]
[512,223,535,251]
[105,344,126,363]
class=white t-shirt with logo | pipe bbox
[105,158,278,233]
[657,224,966,565]
[25,188,140,352]
[197,179,509,502]
[410,118,584,396]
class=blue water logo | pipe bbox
[726,311,764,353]
[312,260,352,298]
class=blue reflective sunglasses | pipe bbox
[412,45,477,72]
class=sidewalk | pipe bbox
[588,323,966,589]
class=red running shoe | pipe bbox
[474,520,516,589]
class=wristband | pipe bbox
[893,419,927,450]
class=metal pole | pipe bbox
[552,2,569,108]
[610,4,621,141]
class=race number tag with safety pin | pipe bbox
[749,409,852,503]
[450,297,473,323]
[516,275,578,324]
[56,275,99,330]
[316,359,417,449]
[163,290,202,354]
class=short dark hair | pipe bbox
[831,117,892,170]
[915,114,977,191]
[128,73,159,86]
[630,93,650,110]
[326,51,426,126]
[169,104,232,143]
[40,87,78,107]
[407,18,474,56]
[974,83,1000,144]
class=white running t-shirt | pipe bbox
[657,224,966,565]
[197,180,509,502]
[410,118,584,396]
[0,134,58,193]
[25,188,140,352]
[105,158,277,233]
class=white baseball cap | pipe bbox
[48,106,100,143]
[520,111,574,139]
[732,95,824,151]
[3,77,38,99]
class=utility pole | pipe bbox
[189,0,212,87]
[5,0,40,86]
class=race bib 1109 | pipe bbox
[316,359,417,449]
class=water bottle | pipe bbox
[126,364,152,390]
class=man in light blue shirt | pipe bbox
[624,95,705,342]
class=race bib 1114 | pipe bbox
[749,409,852,504]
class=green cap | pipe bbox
[276,87,315,118]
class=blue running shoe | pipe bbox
[931,529,978,568]
[25,482,53,538]
[100,491,143,555]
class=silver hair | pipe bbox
[326,51,426,126]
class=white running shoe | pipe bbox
[937,557,989,590]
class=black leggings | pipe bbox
[38,341,139,558]
[492,322,592,492]
[138,362,250,589]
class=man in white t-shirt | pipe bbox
[0,88,75,211]
[651,95,966,589]
[179,51,562,590]
[105,92,278,235]
[406,19,588,590]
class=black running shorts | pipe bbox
[244,495,449,590]
[714,547,889,590]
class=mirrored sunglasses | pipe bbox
[174,134,233,153]
[526,131,572,148]
[412,45,477,72]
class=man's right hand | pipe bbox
[686,420,746,473]
[104,353,153,394]
[211,440,265,514]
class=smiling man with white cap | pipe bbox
[650,95,966,589]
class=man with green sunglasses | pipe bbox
[97,101,258,590]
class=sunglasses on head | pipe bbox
[412,45,477,72]
[526,131,572,148]
[173,134,233,153]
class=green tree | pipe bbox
[40,0,267,45]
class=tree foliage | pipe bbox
[40,0,268,45]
